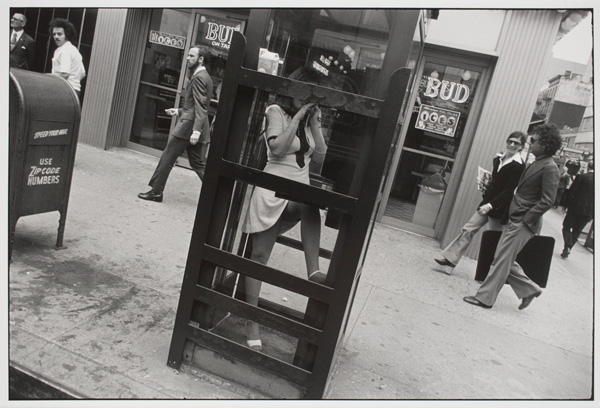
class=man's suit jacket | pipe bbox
[10,31,35,70]
[508,155,559,235]
[563,171,594,218]
[480,154,525,222]
[172,68,214,143]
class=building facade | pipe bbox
[13,8,589,258]
[533,70,594,162]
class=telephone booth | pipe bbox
[167,9,428,398]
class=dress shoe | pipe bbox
[138,190,163,202]
[560,249,570,258]
[463,296,492,309]
[434,257,455,268]
[518,292,541,310]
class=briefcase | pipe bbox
[475,230,554,288]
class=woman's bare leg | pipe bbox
[245,219,281,342]
[288,202,322,277]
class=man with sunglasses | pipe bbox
[435,132,526,273]
[464,124,562,310]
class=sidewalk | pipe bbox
[8,143,594,403]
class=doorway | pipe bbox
[380,49,491,236]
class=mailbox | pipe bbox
[9,68,81,259]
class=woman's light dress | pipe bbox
[242,104,315,234]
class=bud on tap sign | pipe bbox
[200,16,242,50]
[421,75,470,104]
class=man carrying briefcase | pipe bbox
[464,124,562,310]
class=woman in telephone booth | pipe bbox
[241,67,328,350]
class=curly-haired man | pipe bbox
[49,18,85,98]
[464,123,562,310]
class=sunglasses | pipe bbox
[507,140,522,146]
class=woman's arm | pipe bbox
[308,105,327,166]
[267,103,314,157]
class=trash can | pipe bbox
[9,68,81,259]
[412,169,446,229]
[412,185,444,228]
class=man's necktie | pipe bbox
[10,31,17,51]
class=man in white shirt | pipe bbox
[49,18,86,98]
[10,12,35,70]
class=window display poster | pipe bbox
[149,30,186,49]
[414,104,460,137]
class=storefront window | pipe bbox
[193,11,246,101]
[130,9,191,150]
[130,9,249,152]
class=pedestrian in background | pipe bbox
[554,166,571,208]
[434,131,526,274]
[10,12,35,70]
[463,124,562,310]
[49,18,86,99]
[138,45,213,202]
[560,160,594,258]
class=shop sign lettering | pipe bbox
[205,22,240,50]
[149,30,186,49]
[422,76,470,104]
[312,55,331,76]
[415,104,461,137]
[28,157,61,186]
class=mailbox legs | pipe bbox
[55,212,67,250]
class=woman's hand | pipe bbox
[294,103,316,121]
[308,105,321,127]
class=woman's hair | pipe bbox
[48,18,78,43]
[531,124,563,156]
[273,67,329,115]
[506,131,527,147]
[287,66,324,84]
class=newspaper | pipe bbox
[477,166,492,193]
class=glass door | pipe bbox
[129,9,193,151]
[380,52,489,235]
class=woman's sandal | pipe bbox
[246,339,263,351]
[308,270,327,284]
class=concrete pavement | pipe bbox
[8,143,595,403]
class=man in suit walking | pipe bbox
[464,124,562,310]
[10,13,35,70]
[138,45,214,202]
[560,160,594,258]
